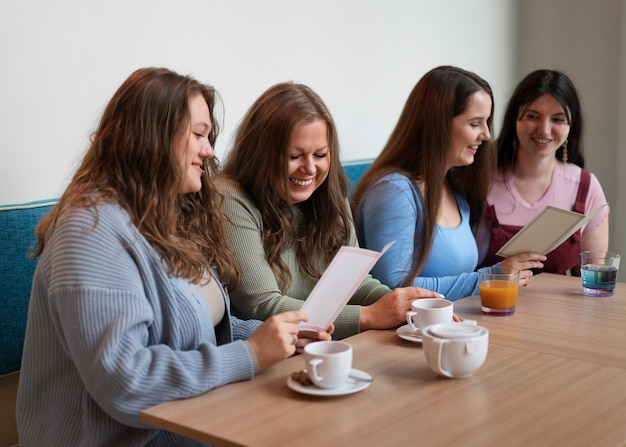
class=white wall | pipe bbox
[0,0,516,204]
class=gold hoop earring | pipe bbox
[561,139,568,163]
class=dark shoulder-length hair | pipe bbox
[36,67,241,289]
[497,69,585,170]
[351,65,495,286]
[221,82,350,290]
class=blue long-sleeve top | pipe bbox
[354,173,480,300]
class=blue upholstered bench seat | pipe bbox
[0,200,56,375]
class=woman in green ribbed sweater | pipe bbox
[218,82,446,340]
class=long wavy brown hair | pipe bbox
[350,66,496,286]
[35,67,241,289]
[221,82,351,290]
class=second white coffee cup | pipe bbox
[406,298,453,332]
[303,341,353,389]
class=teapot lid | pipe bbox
[429,323,483,339]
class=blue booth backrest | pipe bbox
[342,158,374,197]
[0,200,56,375]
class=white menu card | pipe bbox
[496,203,608,258]
[299,241,394,332]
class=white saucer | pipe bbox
[396,324,423,343]
[287,368,372,396]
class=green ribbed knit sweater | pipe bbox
[218,178,391,340]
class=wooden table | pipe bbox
[141,274,626,446]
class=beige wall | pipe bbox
[519,0,626,260]
[620,2,626,264]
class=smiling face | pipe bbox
[285,118,330,204]
[515,93,570,161]
[446,90,492,171]
[177,94,214,194]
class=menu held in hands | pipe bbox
[496,203,609,258]
[299,241,394,332]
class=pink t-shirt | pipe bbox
[475,161,609,263]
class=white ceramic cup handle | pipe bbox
[429,339,453,378]
[406,311,420,332]
[308,358,324,381]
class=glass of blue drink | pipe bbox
[580,251,620,297]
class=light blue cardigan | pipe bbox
[17,202,261,446]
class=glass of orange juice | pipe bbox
[477,266,520,316]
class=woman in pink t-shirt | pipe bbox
[476,69,609,275]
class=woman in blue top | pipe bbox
[351,66,545,300]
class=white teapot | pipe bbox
[421,322,489,379]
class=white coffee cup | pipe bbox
[303,341,353,389]
[421,322,489,379]
[406,298,453,332]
